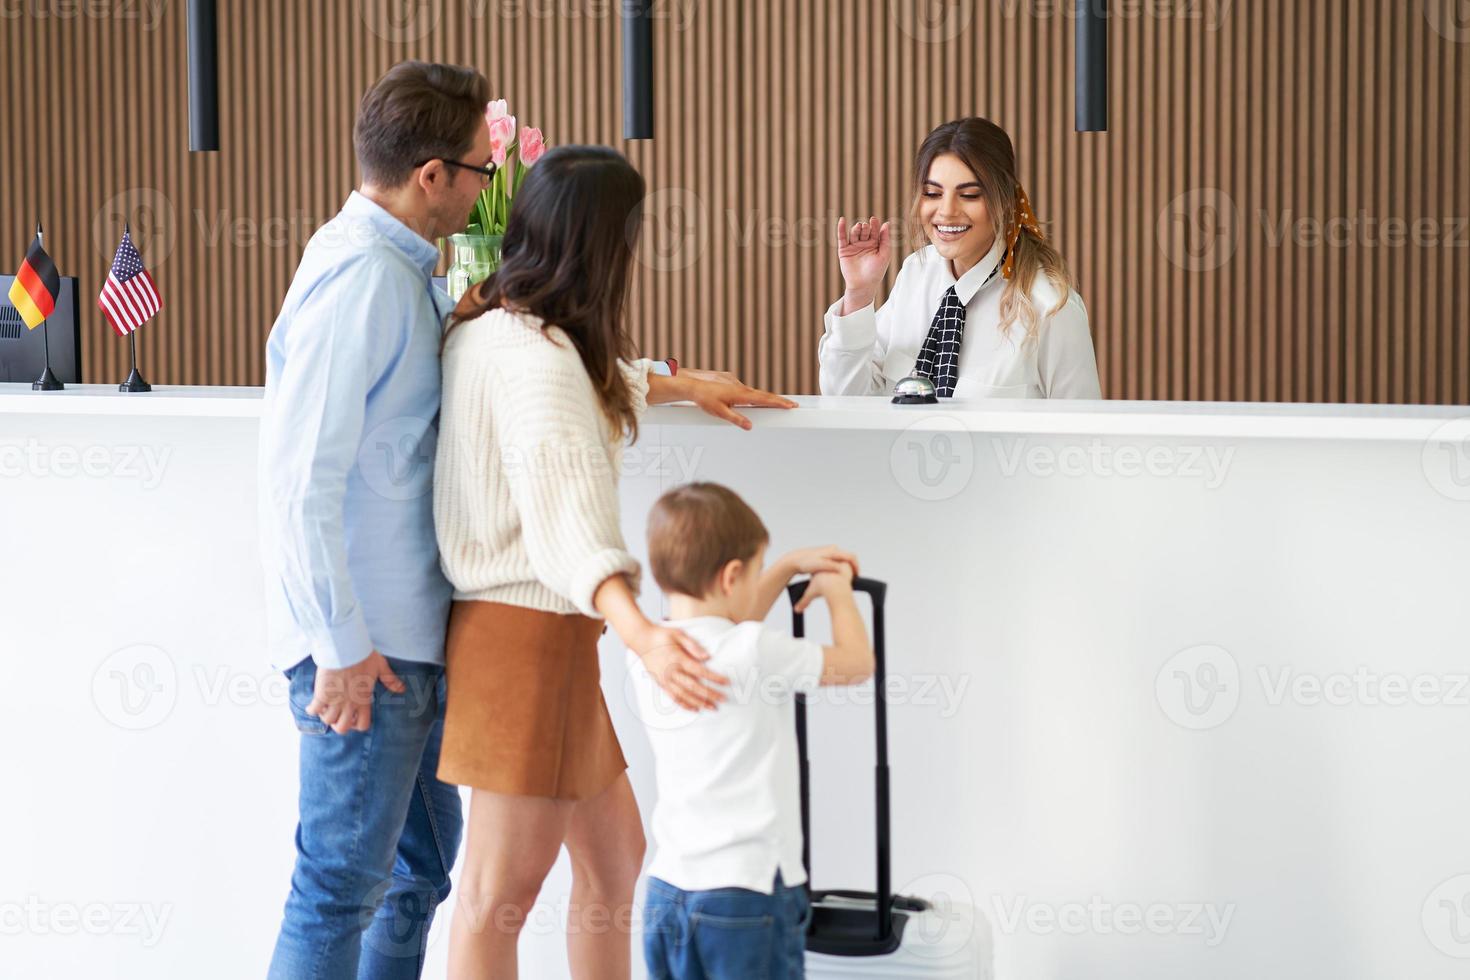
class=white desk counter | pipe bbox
[3,382,1466,438]
[4,383,1470,979]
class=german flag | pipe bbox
[8,229,61,330]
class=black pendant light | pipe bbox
[623,0,654,139]
[188,0,220,151]
[1075,0,1108,132]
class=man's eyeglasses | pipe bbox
[416,158,498,186]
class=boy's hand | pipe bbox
[782,545,859,580]
[794,562,856,613]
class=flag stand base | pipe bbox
[119,367,152,393]
[32,366,64,391]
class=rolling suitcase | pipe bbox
[787,577,989,979]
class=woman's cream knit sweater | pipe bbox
[433,307,651,618]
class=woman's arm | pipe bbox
[1037,293,1102,399]
[484,352,642,617]
[480,347,728,712]
[818,301,893,395]
[594,572,728,710]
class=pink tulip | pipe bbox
[488,114,517,145]
[485,99,509,121]
[487,113,517,167]
[519,127,546,165]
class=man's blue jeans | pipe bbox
[643,872,811,980]
[268,657,463,980]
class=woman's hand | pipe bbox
[684,377,797,430]
[646,371,795,428]
[598,574,726,711]
[836,216,892,314]
[679,368,742,386]
[633,623,729,711]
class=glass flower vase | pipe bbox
[446,233,504,301]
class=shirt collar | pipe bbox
[947,234,1008,305]
[341,190,441,276]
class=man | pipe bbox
[260,61,493,978]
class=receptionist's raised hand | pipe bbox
[836,215,892,314]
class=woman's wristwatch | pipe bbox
[651,357,679,377]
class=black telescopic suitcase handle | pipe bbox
[786,575,892,942]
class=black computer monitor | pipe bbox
[0,275,83,383]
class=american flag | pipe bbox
[97,229,161,337]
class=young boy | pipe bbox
[628,482,875,980]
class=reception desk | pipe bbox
[4,383,1470,979]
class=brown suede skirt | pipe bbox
[437,600,627,800]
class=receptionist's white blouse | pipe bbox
[818,237,1102,399]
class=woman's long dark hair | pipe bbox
[446,145,646,439]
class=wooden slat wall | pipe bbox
[2,0,1466,401]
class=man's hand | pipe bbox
[306,651,405,735]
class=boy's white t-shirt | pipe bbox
[626,615,825,894]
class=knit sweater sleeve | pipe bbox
[485,342,642,617]
[619,357,653,418]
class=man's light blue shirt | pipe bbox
[259,191,453,670]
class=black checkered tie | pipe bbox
[912,286,966,397]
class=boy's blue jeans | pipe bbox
[267,657,463,980]
[643,872,811,980]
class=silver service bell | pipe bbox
[891,375,938,405]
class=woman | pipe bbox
[820,117,1101,399]
[433,145,794,977]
